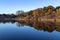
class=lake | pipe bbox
[0,21,60,40]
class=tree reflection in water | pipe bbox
[0,20,60,32]
[17,21,60,32]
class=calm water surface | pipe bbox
[0,21,60,40]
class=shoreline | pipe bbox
[15,18,60,22]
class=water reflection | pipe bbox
[17,21,60,32]
[0,20,60,32]
[0,20,16,24]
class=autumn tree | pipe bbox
[56,6,60,16]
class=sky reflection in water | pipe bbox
[0,21,60,40]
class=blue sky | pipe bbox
[0,0,60,14]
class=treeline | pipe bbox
[0,5,60,19]
[16,5,60,19]
[0,14,17,20]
